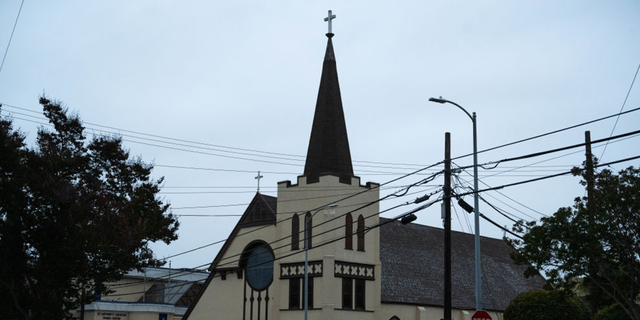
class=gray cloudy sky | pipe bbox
[1,1,639,269]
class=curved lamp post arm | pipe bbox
[429,97,474,123]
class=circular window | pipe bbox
[246,245,274,291]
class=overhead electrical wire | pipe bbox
[455,160,551,219]
[4,99,640,292]
[107,195,445,295]
[106,152,640,293]
[160,184,439,195]
[155,135,630,264]
[0,105,431,171]
[599,61,640,161]
[456,154,640,198]
[4,113,435,174]
[158,168,444,266]
[456,129,640,172]
[107,189,440,291]
[478,195,521,223]
[165,131,638,210]
[3,102,640,173]
[478,213,522,239]
[212,175,443,269]
[455,173,540,221]
[451,105,640,162]
[0,0,25,77]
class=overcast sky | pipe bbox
[1,1,639,269]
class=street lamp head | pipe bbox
[429,97,447,104]
[400,213,417,225]
[309,203,339,217]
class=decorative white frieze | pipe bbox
[279,261,323,279]
[334,261,375,280]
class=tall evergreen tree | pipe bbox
[0,97,179,320]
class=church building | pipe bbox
[183,23,544,320]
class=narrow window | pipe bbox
[345,213,353,250]
[307,277,314,309]
[357,215,365,251]
[289,278,301,309]
[342,278,353,309]
[355,279,366,310]
[292,214,299,250]
[305,212,312,249]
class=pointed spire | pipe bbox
[303,33,354,184]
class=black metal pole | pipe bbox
[444,132,452,320]
[585,131,597,313]
[80,287,85,320]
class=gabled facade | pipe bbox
[184,31,544,320]
[78,267,209,320]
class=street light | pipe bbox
[429,96,483,311]
[305,203,338,320]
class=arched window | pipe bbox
[345,213,353,250]
[242,242,274,291]
[291,213,299,250]
[357,215,365,251]
[305,212,312,249]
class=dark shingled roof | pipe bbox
[380,218,545,311]
[303,33,354,183]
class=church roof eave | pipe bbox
[206,192,277,272]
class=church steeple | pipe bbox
[303,31,354,184]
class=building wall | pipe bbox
[187,223,277,320]
[80,301,185,320]
[275,175,381,319]
[102,279,166,302]
[378,303,503,320]
[187,174,382,320]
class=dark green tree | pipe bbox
[510,163,640,320]
[595,304,638,320]
[504,290,591,320]
[0,97,179,320]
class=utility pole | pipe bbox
[444,132,452,320]
[585,130,597,313]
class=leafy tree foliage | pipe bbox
[504,290,590,320]
[510,162,640,320]
[0,97,179,320]
[595,304,638,320]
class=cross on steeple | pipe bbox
[324,10,336,34]
[255,171,263,192]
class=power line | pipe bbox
[456,173,540,221]
[470,129,640,171]
[4,112,435,174]
[212,174,443,270]
[4,102,640,172]
[479,213,522,239]
[107,196,444,296]
[108,153,640,294]
[456,154,640,197]
[164,131,638,210]
[451,105,640,162]
[156,167,443,267]
[0,0,25,77]
[599,61,640,161]
[0,104,432,170]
